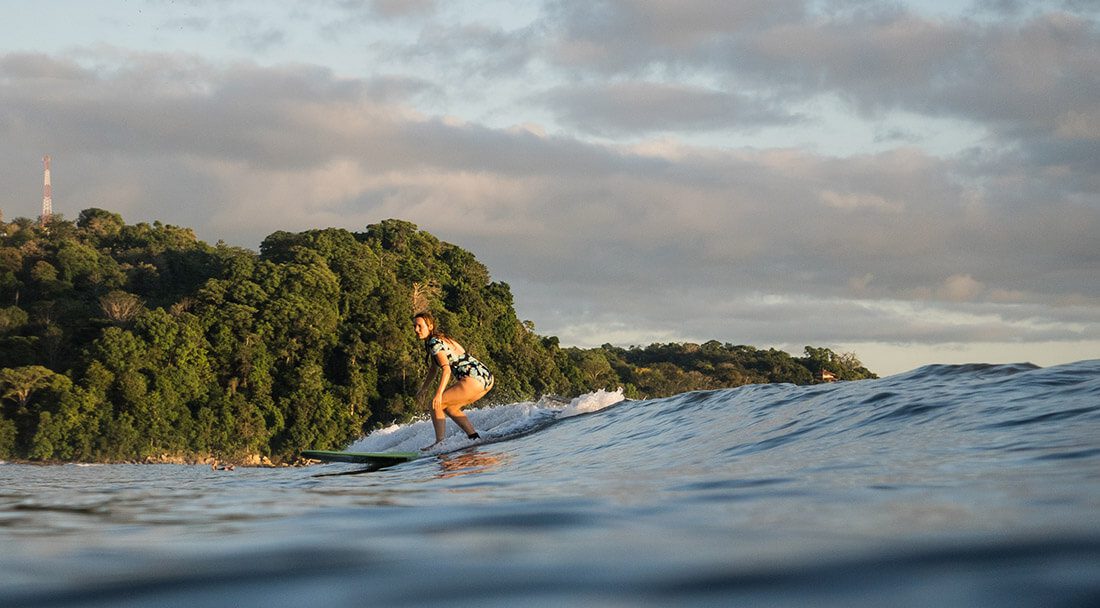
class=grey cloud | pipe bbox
[516,277,1097,351]
[543,0,807,72]
[449,154,1096,337]
[680,296,1096,345]
[332,0,438,19]
[929,14,1100,132]
[733,10,973,110]
[972,0,1100,15]
[0,54,369,169]
[540,2,1100,161]
[873,127,922,144]
[466,143,1099,310]
[1,48,1096,358]
[540,82,802,135]
[0,54,89,81]
[363,75,440,103]
[5,50,1090,294]
[973,0,1031,14]
[370,0,437,19]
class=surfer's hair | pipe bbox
[412,311,447,340]
[413,310,450,408]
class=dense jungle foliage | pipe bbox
[0,209,875,463]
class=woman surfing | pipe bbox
[413,311,495,451]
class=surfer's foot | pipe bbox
[421,440,444,452]
[467,432,480,440]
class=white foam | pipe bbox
[345,389,625,455]
[556,388,625,419]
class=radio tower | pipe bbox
[41,155,53,225]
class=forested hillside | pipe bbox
[0,210,874,463]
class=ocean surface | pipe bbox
[1,360,1099,607]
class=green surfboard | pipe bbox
[301,450,420,466]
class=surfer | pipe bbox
[413,311,494,451]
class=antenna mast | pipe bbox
[41,155,53,224]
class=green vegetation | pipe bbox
[0,209,875,463]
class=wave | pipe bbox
[345,388,626,454]
[347,360,1100,470]
[2,360,1098,607]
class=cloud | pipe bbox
[543,0,806,72]
[540,2,1100,156]
[972,0,1100,16]
[543,286,1098,351]
[725,8,1100,159]
[540,81,802,135]
[937,274,986,302]
[333,0,439,19]
[10,47,1093,312]
[820,190,904,213]
[2,0,1098,376]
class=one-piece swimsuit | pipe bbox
[426,337,494,390]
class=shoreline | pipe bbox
[0,453,309,468]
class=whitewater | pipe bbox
[1,360,1098,606]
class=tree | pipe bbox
[100,290,145,324]
[800,346,877,381]
[56,240,118,288]
[77,208,125,239]
[0,306,28,335]
[0,414,15,459]
[0,207,879,463]
[0,366,57,407]
[576,350,615,390]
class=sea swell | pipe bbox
[0,360,1097,607]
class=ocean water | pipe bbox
[1,360,1098,607]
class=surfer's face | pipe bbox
[414,316,432,340]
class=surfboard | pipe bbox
[300,450,420,466]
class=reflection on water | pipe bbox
[435,450,508,479]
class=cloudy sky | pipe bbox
[2,0,1098,376]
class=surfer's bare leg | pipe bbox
[422,378,488,449]
[430,416,447,441]
[446,410,476,436]
[441,377,489,410]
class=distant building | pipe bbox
[817,369,837,383]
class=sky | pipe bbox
[1,0,1098,376]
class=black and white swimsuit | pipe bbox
[426,337,494,390]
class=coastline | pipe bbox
[0,453,301,468]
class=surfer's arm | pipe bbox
[432,351,451,409]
